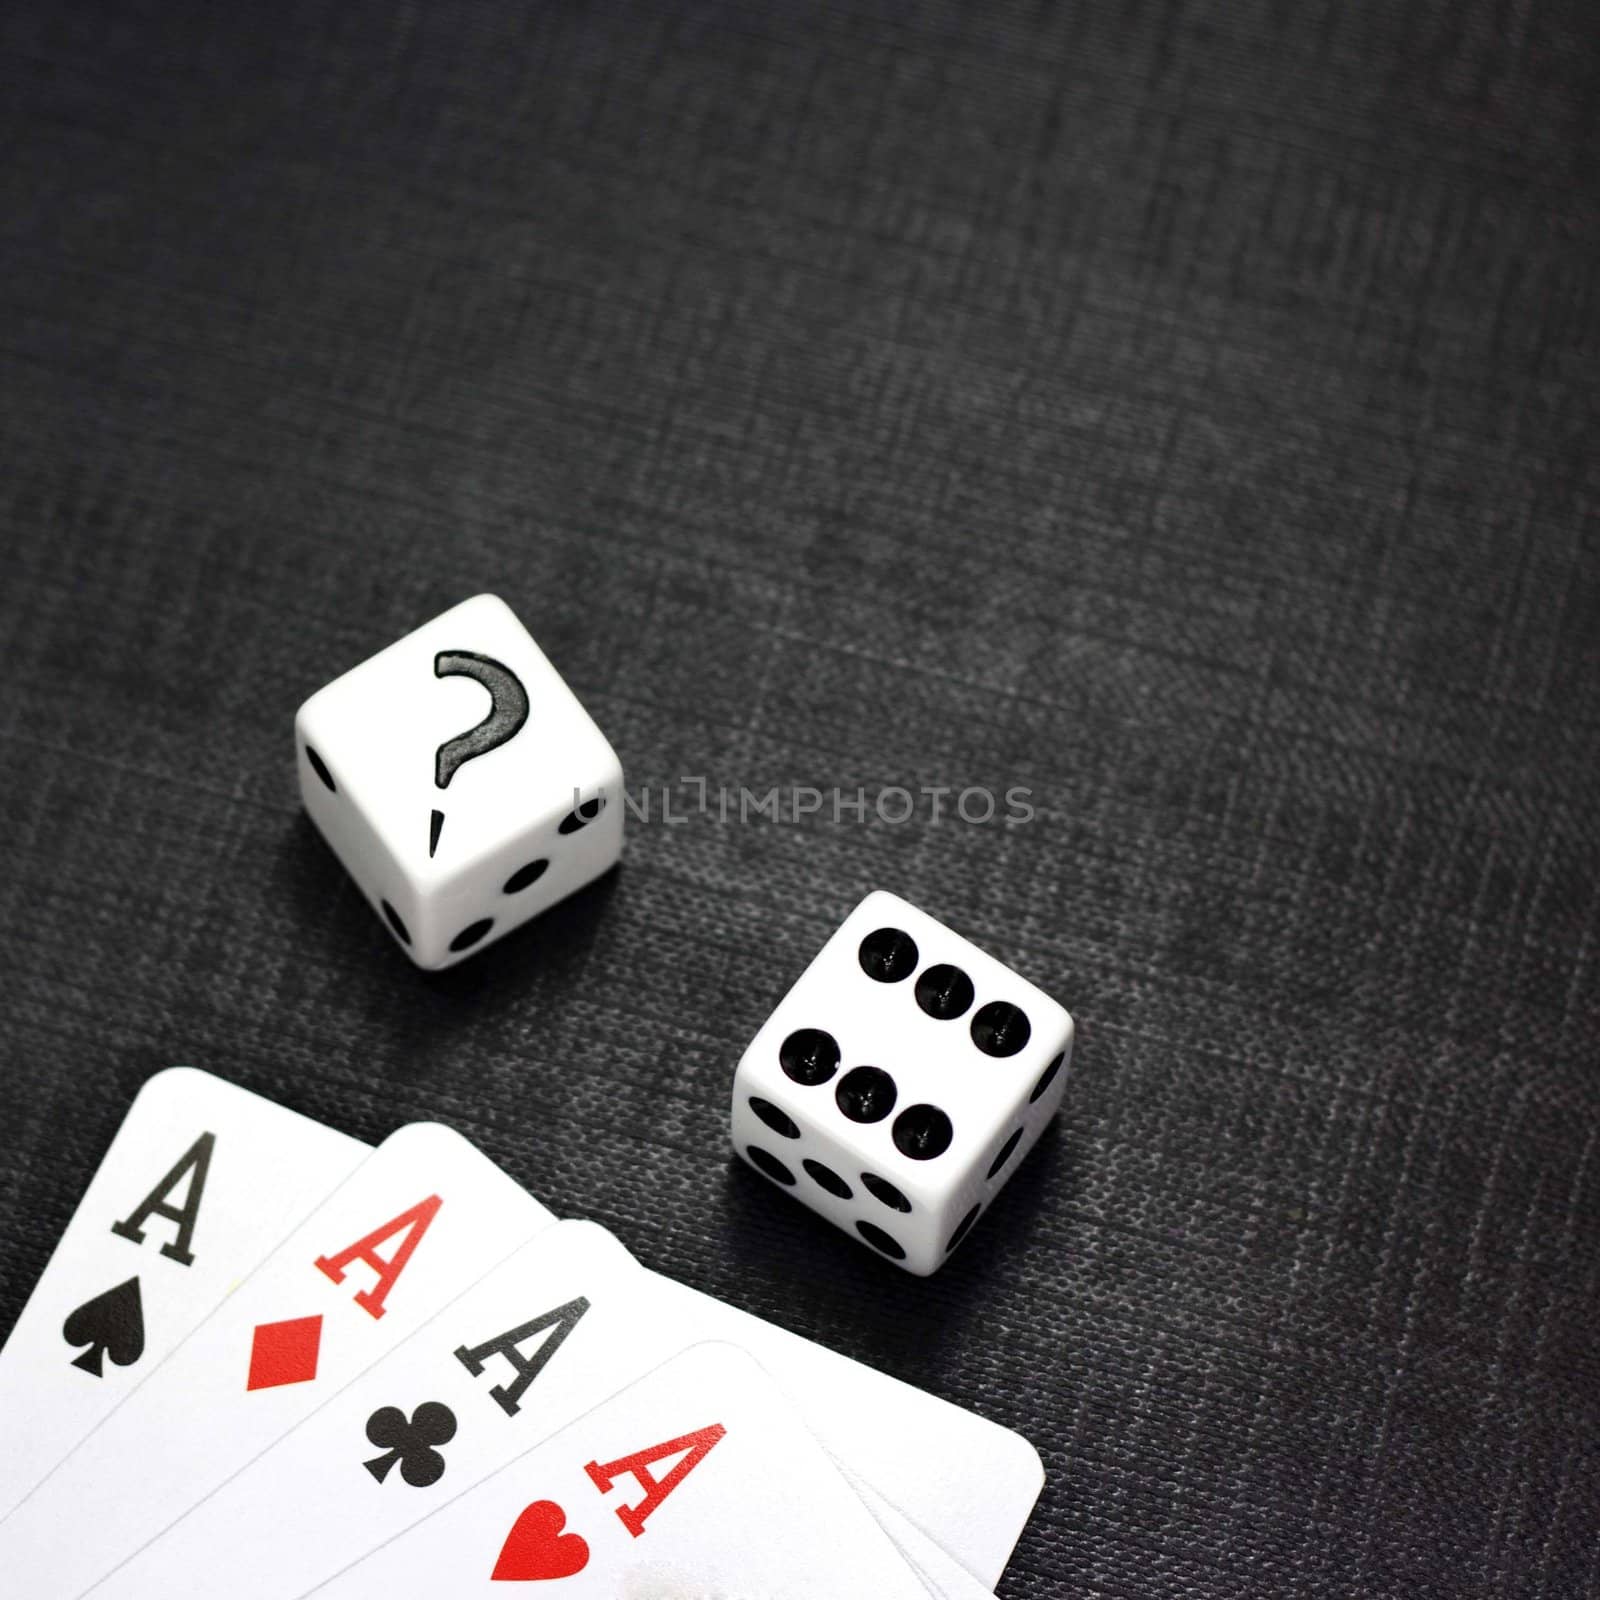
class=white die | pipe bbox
[730,890,1072,1275]
[295,594,623,969]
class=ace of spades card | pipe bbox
[310,1342,938,1599]
[0,1068,368,1524]
[0,1122,555,1598]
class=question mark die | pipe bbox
[294,593,624,969]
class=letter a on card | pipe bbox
[453,1296,590,1417]
[584,1423,727,1537]
[108,1131,215,1267]
[314,1195,441,1319]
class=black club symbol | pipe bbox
[363,1401,458,1487]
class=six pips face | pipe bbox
[741,923,1066,1265]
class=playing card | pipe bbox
[0,1067,368,1524]
[0,1121,555,1599]
[95,1219,1030,1598]
[640,1268,1041,1587]
[309,1341,935,1598]
[853,1481,1003,1599]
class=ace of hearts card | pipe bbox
[309,1341,937,1599]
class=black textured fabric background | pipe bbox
[2,3,1598,1595]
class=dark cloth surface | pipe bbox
[2,2,1597,1594]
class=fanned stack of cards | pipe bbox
[0,1070,1043,1597]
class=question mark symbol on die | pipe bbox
[429,651,529,857]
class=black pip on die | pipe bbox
[296,594,623,969]
[731,890,1073,1275]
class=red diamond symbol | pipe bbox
[246,1314,323,1392]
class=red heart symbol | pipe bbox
[491,1499,590,1582]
